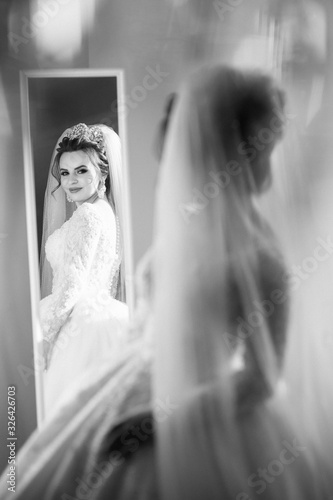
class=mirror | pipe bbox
[20,69,134,424]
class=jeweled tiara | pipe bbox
[62,123,104,149]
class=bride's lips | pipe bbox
[69,188,82,193]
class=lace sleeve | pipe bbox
[40,205,102,344]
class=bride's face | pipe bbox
[59,150,100,205]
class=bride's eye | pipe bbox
[60,171,68,176]
[78,168,88,174]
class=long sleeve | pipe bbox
[40,205,103,345]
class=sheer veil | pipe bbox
[151,66,331,499]
[40,124,126,301]
[40,129,70,299]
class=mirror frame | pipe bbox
[20,68,134,425]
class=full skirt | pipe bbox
[43,291,129,417]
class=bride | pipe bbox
[0,66,332,499]
[40,123,128,416]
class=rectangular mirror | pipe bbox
[20,69,134,424]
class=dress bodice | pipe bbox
[41,201,120,342]
[46,202,119,296]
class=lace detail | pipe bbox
[40,202,120,343]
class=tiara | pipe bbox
[62,123,104,149]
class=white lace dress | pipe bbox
[40,201,129,416]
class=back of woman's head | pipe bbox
[191,66,285,193]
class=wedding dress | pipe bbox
[41,200,129,416]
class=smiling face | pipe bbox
[59,150,102,206]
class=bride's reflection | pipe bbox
[20,70,133,421]
[40,123,129,416]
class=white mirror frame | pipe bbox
[20,68,134,425]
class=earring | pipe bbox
[67,194,73,203]
[98,180,106,199]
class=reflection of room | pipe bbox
[1,0,333,478]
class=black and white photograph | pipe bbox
[1,1,333,499]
